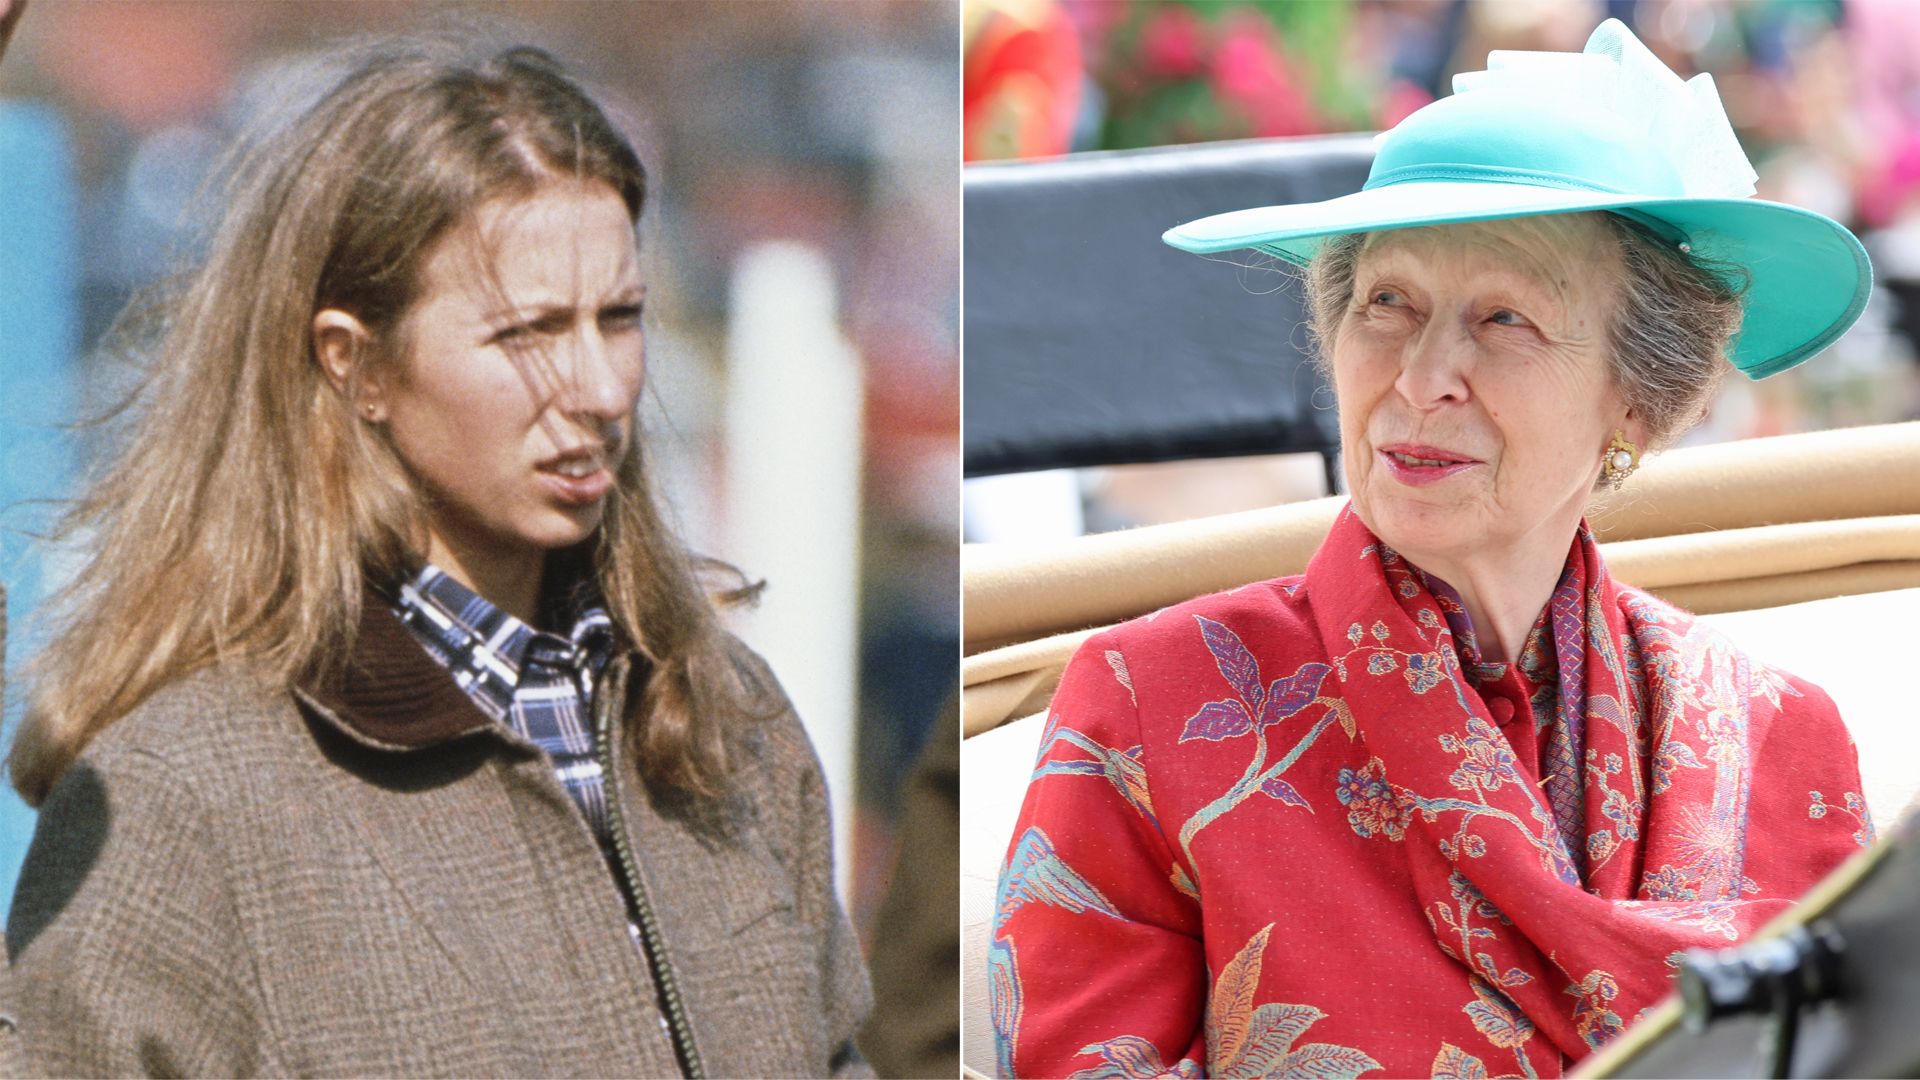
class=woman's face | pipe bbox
[375,180,646,578]
[1331,216,1637,571]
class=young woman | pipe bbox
[7,37,869,1077]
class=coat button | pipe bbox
[1488,697,1515,725]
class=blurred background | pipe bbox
[963,0,1920,541]
[0,0,958,977]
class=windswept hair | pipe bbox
[12,35,762,805]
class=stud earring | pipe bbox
[1601,430,1639,490]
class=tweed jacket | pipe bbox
[6,598,872,1078]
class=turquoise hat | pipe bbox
[1162,19,1871,379]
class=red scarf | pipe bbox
[994,508,1869,1077]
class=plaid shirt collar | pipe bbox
[392,563,616,723]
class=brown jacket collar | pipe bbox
[295,588,498,751]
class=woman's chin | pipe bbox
[533,509,604,551]
[481,505,604,558]
[1353,496,1487,567]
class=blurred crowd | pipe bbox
[965,0,1920,532]
[0,0,957,959]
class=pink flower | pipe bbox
[1138,4,1208,79]
[1211,18,1282,102]
[1210,15,1319,136]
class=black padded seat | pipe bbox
[963,134,1375,483]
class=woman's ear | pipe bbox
[1619,405,1650,454]
[312,309,385,420]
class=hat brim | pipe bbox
[1163,181,1871,379]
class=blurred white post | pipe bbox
[723,242,863,900]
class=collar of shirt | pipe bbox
[392,563,616,723]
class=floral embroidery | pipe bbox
[1431,1042,1491,1079]
[1336,758,1413,841]
[1171,863,1200,903]
[988,938,1021,1077]
[1616,899,1741,941]
[1808,790,1874,847]
[1650,738,1703,796]
[1565,971,1625,1050]
[1587,829,1617,866]
[1430,977,1541,1079]
[1600,787,1638,841]
[997,827,1123,926]
[1404,652,1447,694]
[1067,1036,1201,1079]
[1341,737,1578,884]
[1033,719,1158,829]
[993,827,1123,1077]
[1627,603,1758,901]
[1749,664,1803,709]
[1335,612,1446,697]
[1441,717,1524,794]
[1425,873,1533,992]
[1464,977,1537,1054]
[1172,617,1348,864]
[1105,649,1137,707]
[1203,925,1381,1078]
[1638,865,1696,901]
[1180,618,1331,745]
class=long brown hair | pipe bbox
[12,35,761,805]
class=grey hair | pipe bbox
[1301,213,1748,451]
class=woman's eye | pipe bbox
[1370,290,1400,306]
[601,303,644,329]
[490,312,577,345]
[1488,308,1526,326]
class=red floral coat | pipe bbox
[992,508,1870,1078]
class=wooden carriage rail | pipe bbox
[963,422,1920,737]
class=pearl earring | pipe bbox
[1601,430,1639,490]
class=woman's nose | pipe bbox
[1392,318,1472,410]
[558,323,640,422]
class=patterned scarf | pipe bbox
[1309,506,1868,1060]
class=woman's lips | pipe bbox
[536,459,614,506]
[1376,443,1480,487]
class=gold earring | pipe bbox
[1601,430,1639,490]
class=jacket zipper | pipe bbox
[595,665,706,1079]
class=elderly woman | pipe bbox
[991,21,1872,1079]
